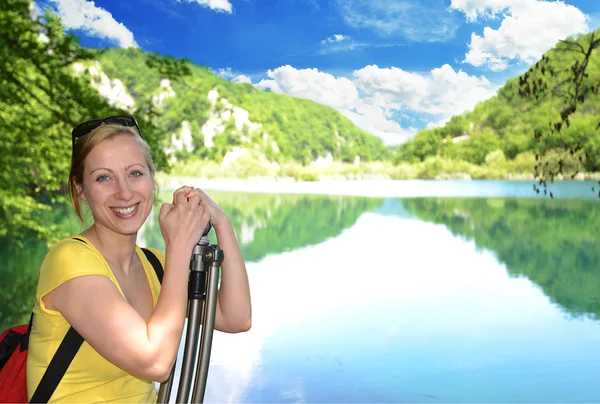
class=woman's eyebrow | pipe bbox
[89,164,146,176]
[90,167,112,176]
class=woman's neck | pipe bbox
[82,225,139,275]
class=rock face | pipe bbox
[72,61,136,112]
[201,88,269,149]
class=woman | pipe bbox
[26,116,252,403]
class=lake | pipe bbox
[2,180,599,403]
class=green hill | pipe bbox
[394,29,600,180]
[78,47,391,170]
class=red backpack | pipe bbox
[0,244,164,403]
[0,313,86,403]
[0,318,32,403]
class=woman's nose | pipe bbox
[116,180,134,200]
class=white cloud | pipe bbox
[256,66,360,111]
[321,34,349,44]
[450,0,589,71]
[354,63,497,117]
[247,63,498,146]
[253,65,412,145]
[317,34,362,53]
[448,0,515,22]
[213,67,252,84]
[335,0,461,41]
[178,0,233,13]
[316,34,405,55]
[233,75,252,84]
[47,0,138,48]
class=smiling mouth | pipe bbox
[111,203,139,217]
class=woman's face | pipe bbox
[77,133,154,237]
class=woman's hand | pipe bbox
[158,185,210,251]
[176,186,230,230]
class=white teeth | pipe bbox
[113,205,136,214]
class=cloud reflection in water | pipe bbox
[164,212,600,403]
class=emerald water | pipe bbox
[1,180,599,403]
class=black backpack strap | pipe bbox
[142,248,164,284]
[19,311,34,352]
[29,327,84,403]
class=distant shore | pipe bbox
[155,174,600,199]
[161,157,600,190]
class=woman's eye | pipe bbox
[96,175,109,182]
[131,170,143,177]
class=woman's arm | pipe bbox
[178,187,252,334]
[212,218,252,333]
[46,242,193,382]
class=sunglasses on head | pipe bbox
[71,115,142,150]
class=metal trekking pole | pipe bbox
[157,221,224,404]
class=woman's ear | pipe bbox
[74,178,87,201]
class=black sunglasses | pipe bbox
[71,115,142,150]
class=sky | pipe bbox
[33,0,600,145]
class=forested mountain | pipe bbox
[395,29,600,177]
[90,48,391,167]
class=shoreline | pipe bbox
[155,175,600,200]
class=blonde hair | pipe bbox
[68,123,158,222]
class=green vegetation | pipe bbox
[0,0,171,243]
[403,197,600,320]
[518,32,600,195]
[158,152,541,181]
[394,29,600,187]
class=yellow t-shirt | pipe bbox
[27,235,165,403]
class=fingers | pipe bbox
[171,186,208,202]
[174,189,208,221]
[184,188,204,200]
[170,186,212,224]
[174,188,193,205]
[186,192,202,207]
[172,186,195,204]
[158,202,173,221]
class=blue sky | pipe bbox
[34,0,600,145]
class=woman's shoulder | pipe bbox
[40,236,106,278]
[45,235,98,260]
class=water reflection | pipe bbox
[143,191,384,263]
[0,193,380,330]
[402,197,600,321]
[1,188,599,402]
[180,211,600,403]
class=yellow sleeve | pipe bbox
[36,237,110,316]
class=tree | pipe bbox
[518,29,600,199]
[0,0,184,244]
